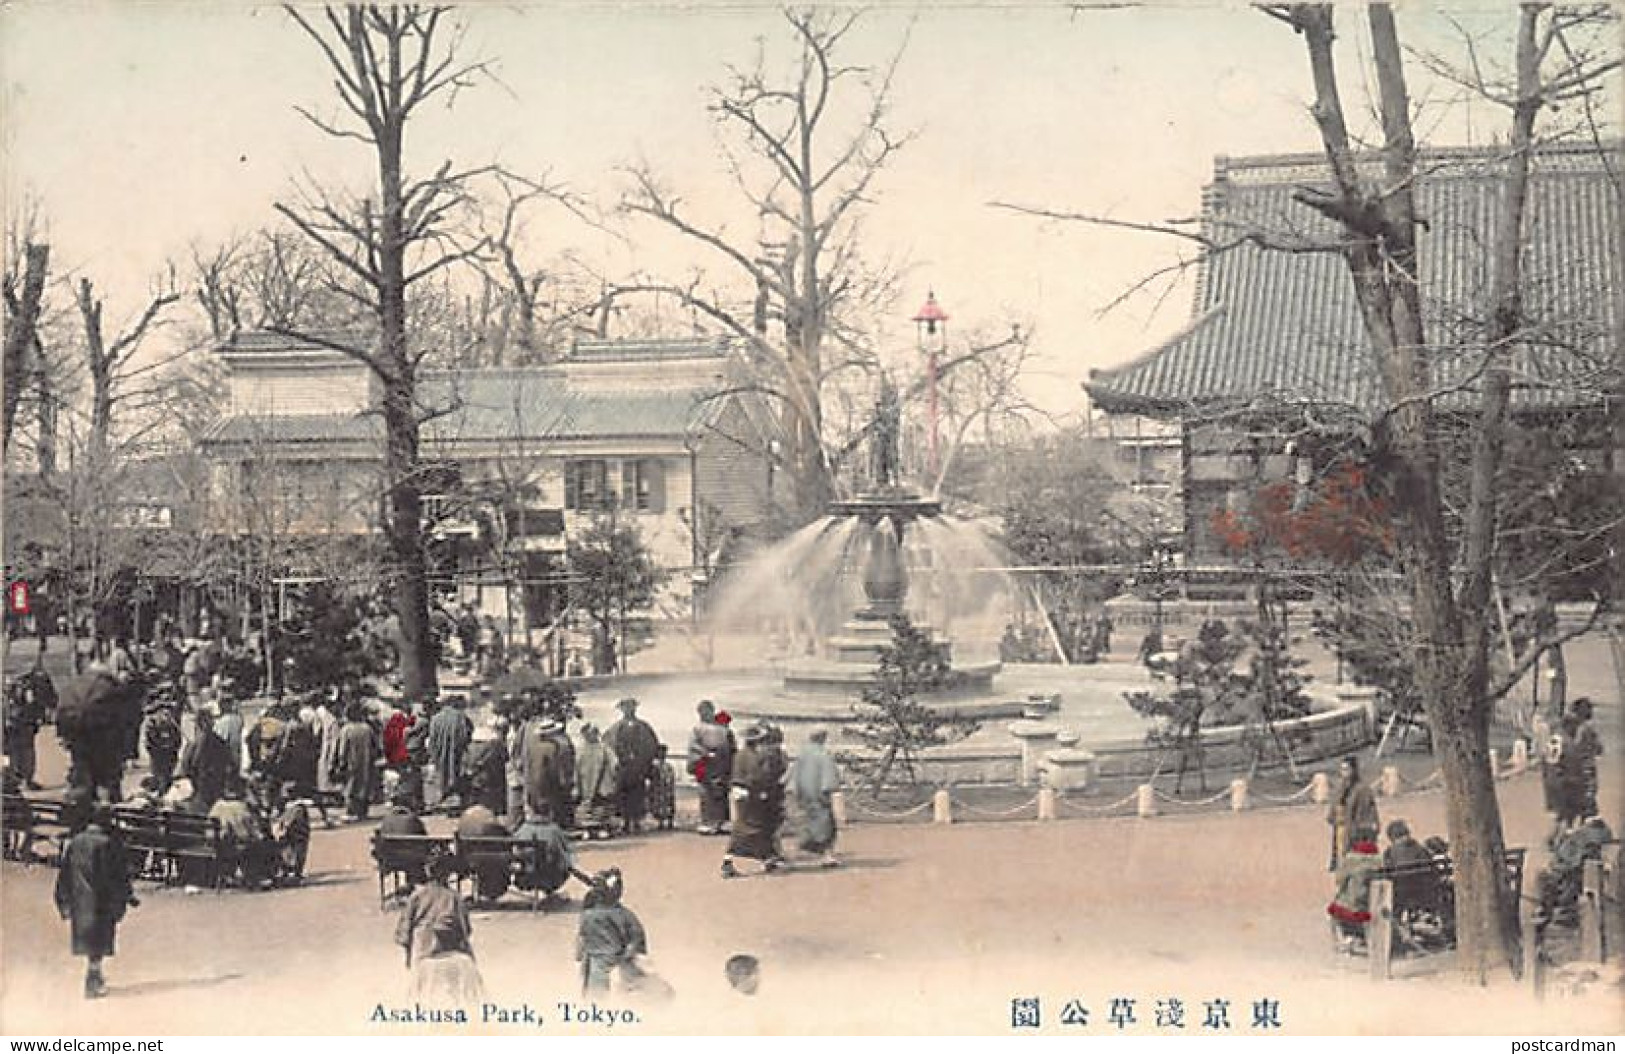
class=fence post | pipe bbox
[1510,738,1529,775]
[831,790,847,827]
[1580,859,1604,962]
[1368,878,1394,981]
[1136,784,1157,818]
[1037,786,1057,822]
[1380,766,1402,798]
[1229,777,1249,812]
[1310,772,1330,805]
[1489,748,1501,779]
[932,788,953,825]
[1521,905,1544,1001]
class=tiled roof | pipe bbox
[1086,143,1621,419]
[564,337,729,362]
[206,369,723,448]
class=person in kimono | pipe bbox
[686,700,733,835]
[54,799,138,998]
[314,695,342,799]
[521,717,571,824]
[396,850,484,1003]
[721,724,785,878]
[512,808,578,902]
[463,717,509,816]
[576,868,658,996]
[338,703,380,821]
[428,696,473,810]
[1326,825,1382,952]
[575,723,619,838]
[1327,755,1378,870]
[788,729,841,866]
[605,698,660,834]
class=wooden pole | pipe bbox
[1369,878,1394,981]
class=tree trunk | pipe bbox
[377,108,437,702]
[2,243,49,454]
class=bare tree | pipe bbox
[3,242,50,453]
[277,3,497,699]
[618,8,911,521]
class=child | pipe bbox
[577,869,668,998]
[275,783,312,885]
[648,744,677,831]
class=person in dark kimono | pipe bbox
[647,744,676,831]
[338,704,379,821]
[575,723,619,838]
[176,705,232,813]
[140,699,182,796]
[1327,755,1378,871]
[454,803,512,902]
[54,801,138,998]
[512,808,578,902]
[428,696,473,810]
[57,660,126,803]
[577,868,662,997]
[721,724,786,878]
[463,717,509,816]
[4,658,51,790]
[1568,698,1603,822]
[605,698,660,834]
[686,701,733,835]
[521,717,571,824]
[396,850,484,1003]
[788,729,841,867]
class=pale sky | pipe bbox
[2,2,1607,422]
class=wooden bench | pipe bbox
[1368,847,1526,979]
[2,794,69,864]
[452,833,554,910]
[162,813,227,890]
[111,806,171,882]
[371,832,453,909]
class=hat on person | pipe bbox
[537,717,562,734]
[744,723,769,743]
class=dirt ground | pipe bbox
[2,637,1620,1036]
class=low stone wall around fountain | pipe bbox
[849,687,1376,788]
[1082,694,1375,783]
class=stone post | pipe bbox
[932,788,953,825]
[1380,765,1401,798]
[1310,771,1330,805]
[1580,860,1604,962]
[1008,721,1063,787]
[1037,786,1057,822]
[1043,749,1096,793]
[1137,783,1157,818]
[1510,738,1530,775]
[1230,777,1249,812]
[1369,878,1394,981]
[1489,748,1501,779]
[831,790,848,827]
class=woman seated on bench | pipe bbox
[1327,825,1382,953]
[209,785,278,889]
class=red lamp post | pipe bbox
[912,290,949,477]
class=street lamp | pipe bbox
[912,290,949,478]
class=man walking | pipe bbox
[605,698,659,835]
[337,703,379,822]
[54,798,138,998]
[788,729,841,867]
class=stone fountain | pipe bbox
[752,379,1002,713]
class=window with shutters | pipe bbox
[564,460,612,511]
[620,458,666,512]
